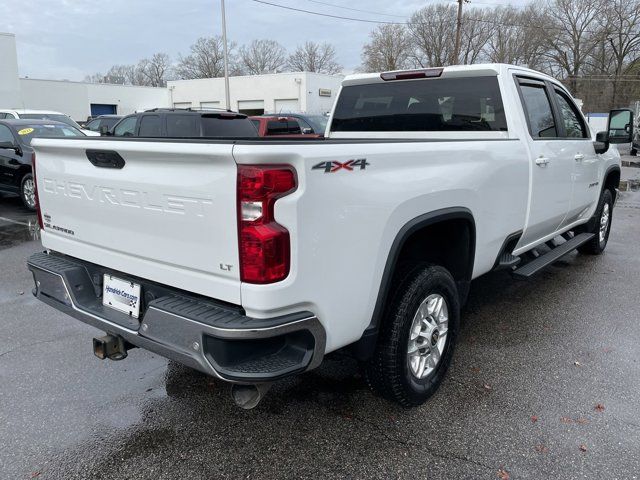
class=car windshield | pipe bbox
[305,115,328,133]
[16,124,85,145]
[20,113,83,130]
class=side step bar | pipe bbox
[513,233,595,278]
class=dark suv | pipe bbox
[84,115,123,134]
[109,109,258,138]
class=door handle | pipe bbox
[574,154,584,162]
[535,157,550,167]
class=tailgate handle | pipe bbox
[86,149,125,169]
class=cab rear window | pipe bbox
[331,76,507,133]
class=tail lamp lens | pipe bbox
[237,165,296,283]
[31,152,43,229]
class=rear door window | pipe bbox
[518,82,557,138]
[138,115,162,137]
[166,114,200,137]
[331,76,507,132]
[266,119,289,135]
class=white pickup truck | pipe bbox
[27,64,631,409]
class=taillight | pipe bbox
[31,152,43,229]
[237,165,297,284]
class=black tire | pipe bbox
[364,263,460,407]
[20,173,37,211]
[577,188,613,255]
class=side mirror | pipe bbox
[0,141,21,155]
[594,131,609,154]
[99,125,109,135]
[608,108,634,144]
[301,128,313,134]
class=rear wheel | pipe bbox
[577,188,613,255]
[20,173,36,211]
[364,263,460,407]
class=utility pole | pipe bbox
[220,0,231,111]
[453,0,467,65]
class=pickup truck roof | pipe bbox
[342,63,561,85]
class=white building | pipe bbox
[168,72,343,116]
[0,33,169,121]
[1,32,344,122]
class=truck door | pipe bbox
[515,77,574,248]
[549,87,599,227]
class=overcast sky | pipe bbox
[5,0,531,81]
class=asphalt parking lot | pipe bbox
[1,168,640,480]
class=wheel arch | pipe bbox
[350,207,476,360]
[603,165,620,202]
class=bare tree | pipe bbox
[136,53,171,87]
[102,65,134,85]
[408,5,457,67]
[360,24,414,72]
[239,39,287,74]
[175,36,240,79]
[459,8,495,64]
[83,73,106,84]
[287,41,342,74]
[484,5,548,69]
[538,0,606,91]
[599,0,640,103]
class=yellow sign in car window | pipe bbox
[18,127,34,135]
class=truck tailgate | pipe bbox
[32,139,241,304]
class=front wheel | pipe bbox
[364,263,460,407]
[20,173,37,211]
[577,188,613,255]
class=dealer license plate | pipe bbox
[102,274,142,318]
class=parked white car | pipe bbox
[0,109,100,136]
[26,64,629,409]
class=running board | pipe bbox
[512,233,595,278]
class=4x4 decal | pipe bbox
[312,158,369,173]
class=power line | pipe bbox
[250,0,398,24]
[304,0,407,19]
[249,0,640,38]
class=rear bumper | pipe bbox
[27,252,325,383]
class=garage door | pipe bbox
[90,104,117,116]
[274,99,299,113]
[173,102,192,109]
[237,100,264,116]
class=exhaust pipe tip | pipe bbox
[230,383,272,410]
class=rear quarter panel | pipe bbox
[233,139,529,352]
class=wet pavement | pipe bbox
[0,195,40,250]
[1,175,640,480]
